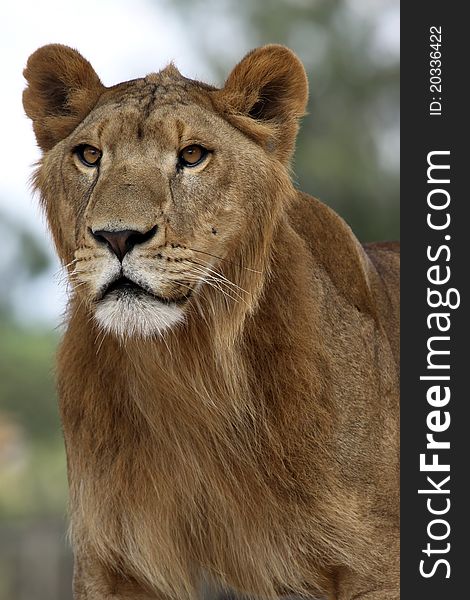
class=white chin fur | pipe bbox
[94,293,185,338]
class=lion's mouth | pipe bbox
[100,276,191,305]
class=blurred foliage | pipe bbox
[0,439,67,520]
[166,0,399,241]
[0,210,62,519]
[0,321,64,520]
[0,324,59,442]
[0,210,51,319]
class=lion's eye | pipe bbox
[75,145,102,167]
[179,145,207,168]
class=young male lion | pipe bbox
[23,44,399,600]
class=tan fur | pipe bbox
[23,44,399,599]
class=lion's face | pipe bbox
[24,45,308,337]
[51,88,273,338]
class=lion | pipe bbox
[23,44,399,600]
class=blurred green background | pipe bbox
[0,0,398,598]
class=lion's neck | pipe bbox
[61,218,329,447]
[62,217,331,429]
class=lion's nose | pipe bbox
[91,225,158,261]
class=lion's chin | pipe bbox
[94,292,185,338]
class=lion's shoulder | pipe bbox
[287,192,400,362]
[288,192,379,314]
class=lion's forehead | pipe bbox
[74,74,221,147]
[97,69,215,115]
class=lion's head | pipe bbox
[23,44,308,338]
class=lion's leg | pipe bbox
[72,554,169,600]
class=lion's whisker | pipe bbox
[187,247,262,274]
[189,271,242,306]
[187,259,250,295]
[186,265,248,305]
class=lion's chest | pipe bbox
[70,420,300,598]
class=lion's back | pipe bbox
[364,241,400,291]
[364,241,400,364]
[363,241,400,311]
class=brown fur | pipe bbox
[23,44,399,599]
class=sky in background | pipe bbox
[0,0,398,324]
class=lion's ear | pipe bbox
[23,44,104,152]
[214,45,308,164]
